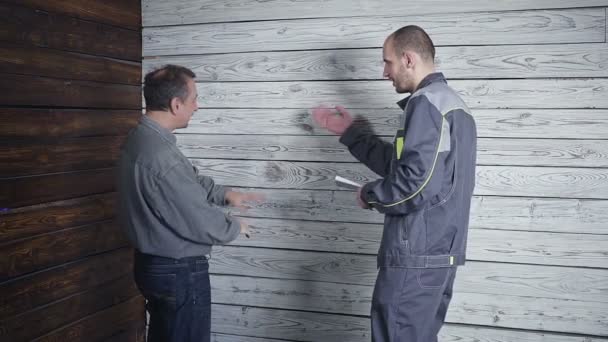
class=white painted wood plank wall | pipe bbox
[143,1,608,340]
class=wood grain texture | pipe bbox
[229,188,608,234]
[0,248,132,319]
[178,135,608,168]
[177,108,608,139]
[0,3,141,61]
[0,193,116,243]
[142,0,608,26]
[209,275,608,335]
[0,274,139,342]
[0,168,116,208]
[8,0,141,30]
[0,220,128,280]
[212,334,291,342]
[194,79,608,109]
[32,295,145,342]
[192,159,608,199]
[143,9,605,56]
[0,108,140,139]
[0,136,125,177]
[0,74,141,109]
[227,218,608,268]
[211,304,608,342]
[209,246,608,303]
[0,45,141,85]
[144,43,608,81]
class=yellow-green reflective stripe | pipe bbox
[369,115,445,208]
[396,137,404,160]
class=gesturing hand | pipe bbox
[311,105,353,135]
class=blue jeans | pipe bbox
[134,251,211,342]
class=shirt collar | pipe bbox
[397,72,446,110]
[141,114,177,144]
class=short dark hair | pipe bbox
[144,65,196,111]
[389,25,435,62]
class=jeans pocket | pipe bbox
[417,268,451,289]
[137,271,178,308]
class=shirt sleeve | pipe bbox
[149,161,241,245]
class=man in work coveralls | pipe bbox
[311,25,477,342]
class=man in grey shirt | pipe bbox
[117,64,262,342]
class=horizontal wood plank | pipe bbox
[32,295,144,342]
[0,3,140,61]
[143,9,605,56]
[0,168,116,208]
[178,135,608,168]
[9,0,140,30]
[142,0,608,26]
[195,79,608,109]
[0,74,141,109]
[0,248,132,319]
[229,189,608,234]
[0,274,139,342]
[0,45,141,85]
[193,159,608,199]
[144,43,608,81]
[0,108,139,139]
[0,136,125,178]
[0,193,116,243]
[211,304,608,342]
[210,275,608,335]
[0,220,128,280]
[229,218,608,268]
[210,246,608,303]
[178,108,608,139]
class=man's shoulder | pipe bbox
[412,82,470,116]
[122,126,184,176]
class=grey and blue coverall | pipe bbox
[340,72,477,342]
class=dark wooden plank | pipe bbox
[143,9,605,56]
[0,193,116,244]
[177,108,608,139]
[8,0,141,30]
[0,247,133,319]
[144,43,608,81]
[0,136,125,178]
[0,168,116,208]
[0,108,140,139]
[0,274,139,342]
[0,2,140,61]
[192,159,608,199]
[0,220,128,280]
[143,0,608,26]
[32,295,145,342]
[0,45,141,85]
[0,74,141,109]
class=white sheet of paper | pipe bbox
[334,175,362,190]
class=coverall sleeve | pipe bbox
[339,124,394,177]
[360,95,448,215]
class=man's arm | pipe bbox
[360,95,450,215]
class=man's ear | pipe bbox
[169,97,181,114]
[403,51,416,68]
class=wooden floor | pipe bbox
[142,0,608,340]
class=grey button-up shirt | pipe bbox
[117,115,240,259]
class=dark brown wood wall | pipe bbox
[0,1,144,341]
